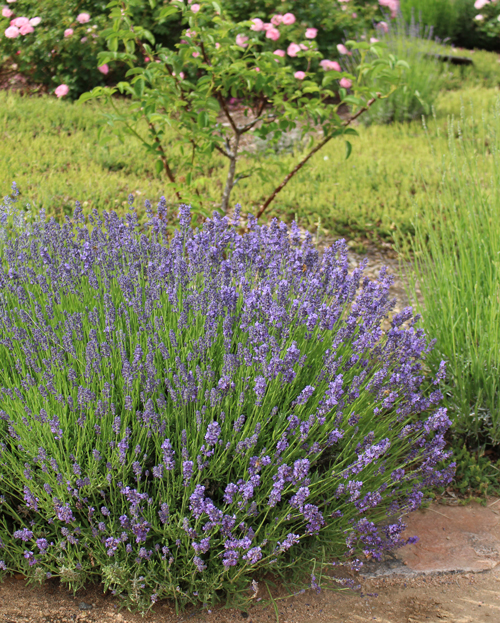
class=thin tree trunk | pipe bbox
[221,133,240,213]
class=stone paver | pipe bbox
[362,499,500,578]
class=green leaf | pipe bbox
[158,5,179,20]
[212,1,221,13]
[342,95,364,106]
[133,78,145,98]
[345,140,352,161]
[108,37,119,52]
[155,160,164,176]
[396,60,410,70]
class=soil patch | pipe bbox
[1,501,499,623]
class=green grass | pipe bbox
[402,96,500,447]
[2,81,500,244]
[1,40,499,248]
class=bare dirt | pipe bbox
[0,554,499,623]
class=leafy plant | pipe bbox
[81,0,406,218]
[0,0,111,96]
[451,443,500,497]
[0,183,454,612]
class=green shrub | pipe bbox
[0,185,454,611]
[0,0,183,97]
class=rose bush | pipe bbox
[0,0,111,96]
[0,0,402,97]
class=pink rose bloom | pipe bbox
[339,77,352,88]
[55,84,69,98]
[339,0,350,2]
[180,71,185,79]
[274,49,285,57]
[192,51,200,57]
[294,70,306,80]
[12,16,29,27]
[282,12,296,25]
[266,27,280,41]
[64,28,73,37]
[251,18,264,32]
[287,42,301,57]
[352,12,357,18]
[2,8,13,18]
[185,29,196,38]
[271,14,283,26]
[191,3,200,12]
[379,0,399,18]
[144,56,150,62]
[29,17,41,26]
[19,23,33,35]
[474,0,489,8]
[320,59,341,71]
[98,64,109,75]
[376,21,389,33]
[235,34,248,47]
[263,23,273,31]
[299,43,308,50]
[370,37,379,43]
[76,13,90,24]
[337,43,348,54]
[6,0,16,3]
[4,25,19,38]
[215,42,220,49]
[80,36,87,42]
[254,67,260,72]
[305,28,317,39]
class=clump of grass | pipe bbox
[400,0,464,43]
[352,16,447,125]
[404,98,500,446]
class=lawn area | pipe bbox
[3,77,500,246]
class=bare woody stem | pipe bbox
[256,95,380,220]
[148,123,182,202]
[221,133,241,213]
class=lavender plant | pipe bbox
[0,184,454,612]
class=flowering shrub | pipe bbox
[0,184,454,611]
[81,0,407,215]
[225,0,396,59]
[0,0,111,96]
[471,0,500,42]
[0,1,401,97]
